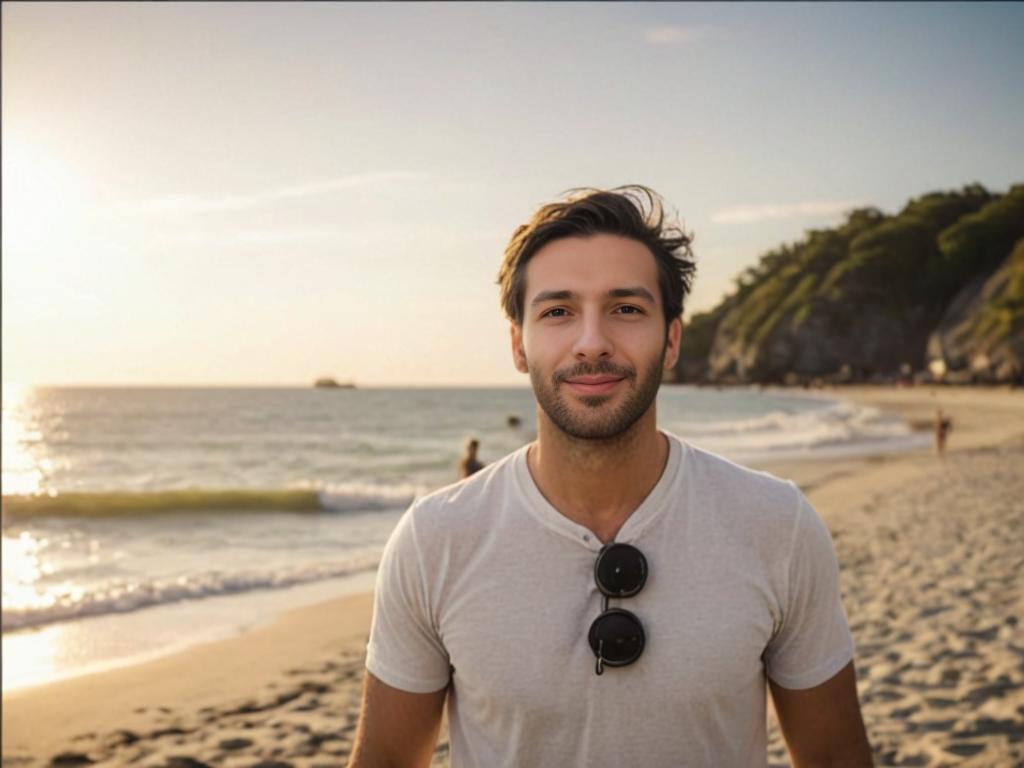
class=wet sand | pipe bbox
[4,386,1022,767]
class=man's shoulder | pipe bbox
[667,432,802,517]
[670,431,796,491]
[409,446,524,529]
[663,433,811,566]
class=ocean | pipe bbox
[1,385,925,689]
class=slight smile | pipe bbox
[563,376,625,395]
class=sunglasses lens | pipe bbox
[594,543,647,597]
[588,608,645,666]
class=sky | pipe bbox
[3,2,1023,386]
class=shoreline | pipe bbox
[1,570,380,693]
[757,383,1024,497]
[4,385,1022,766]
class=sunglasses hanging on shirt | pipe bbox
[589,542,647,675]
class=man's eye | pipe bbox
[616,305,643,315]
[542,308,569,318]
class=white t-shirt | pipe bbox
[366,432,854,767]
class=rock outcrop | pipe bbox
[926,239,1024,383]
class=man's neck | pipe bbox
[526,408,669,543]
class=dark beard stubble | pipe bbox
[529,355,666,441]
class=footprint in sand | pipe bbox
[216,737,253,750]
[49,753,94,767]
[163,758,213,768]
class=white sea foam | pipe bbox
[667,398,921,459]
[314,480,423,512]
[2,552,382,631]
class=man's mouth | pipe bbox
[563,375,625,395]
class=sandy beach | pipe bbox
[4,385,1023,768]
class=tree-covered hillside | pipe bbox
[674,184,1024,385]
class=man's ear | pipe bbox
[663,317,682,371]
[510,323,529,374]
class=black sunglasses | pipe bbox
[588,542,648,675]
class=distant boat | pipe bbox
[314,378,355,389]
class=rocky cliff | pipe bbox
[926,238,1024,382]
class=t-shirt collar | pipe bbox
[512,431,684,552]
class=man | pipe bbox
[349,186,872,767]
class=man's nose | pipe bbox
[572,314,614,360]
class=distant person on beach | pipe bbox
[350,186,872,767]
[935,408,952,456]
[457,438,484,479]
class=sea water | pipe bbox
[1,386,924,688]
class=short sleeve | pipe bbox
[365,506,452,693]
[764,489,855,689]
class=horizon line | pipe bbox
[3,381,534,390]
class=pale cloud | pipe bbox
[711,200,866,224]
[171,228,359,247]
[645,25,713,45]
[127,171,431,214]
[169,224,508,250]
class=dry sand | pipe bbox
[3,386,1022,768]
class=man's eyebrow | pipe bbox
[530,289,576,307]
[529,287,657,307]
[609,287,656,303]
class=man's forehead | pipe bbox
[524,234,660,298]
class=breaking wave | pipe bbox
[2,555,382,631]
[2,481,421,521]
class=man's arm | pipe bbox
[347,671,447,768]
[769,660,873,767]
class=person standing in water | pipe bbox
[457,437,484,479]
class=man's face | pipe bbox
[510,234,682,441]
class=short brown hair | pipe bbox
[497,185,696,326]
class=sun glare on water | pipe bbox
[0,529,60,690]
[0,536,83,691]
[2,383,46,496]
[1,532,53,610]
[1,400,67,689]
